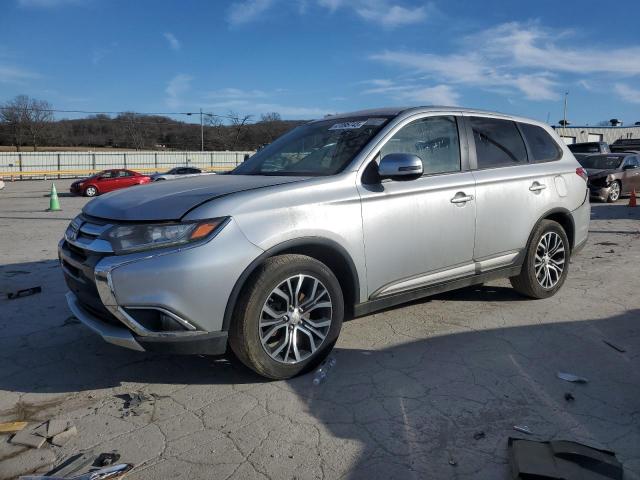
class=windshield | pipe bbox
[232,116,391,176]
[579,155,623,170]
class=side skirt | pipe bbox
[353,265,521,318]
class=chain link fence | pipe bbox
[0,151,254,180]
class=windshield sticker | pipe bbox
[329,121,367,130]
[365,118,387,126]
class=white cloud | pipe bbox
[398,85,459,105]
[205,88,268,99]
[165,74,193,108]
[614,83,640,104]
[227,0,275,26]
[163,32,181,51]
[0,65,39,84]
[354,3,428,28]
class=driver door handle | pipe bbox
[529,181,547,192]
[450,192,474,204]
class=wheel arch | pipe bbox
[222,237,361,331]
[528,208,575,252]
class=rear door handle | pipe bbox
[450,192,474,204]
[529,182,547,192]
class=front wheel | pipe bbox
[510,220,570,299]
[229,254,344,379]
[607,181,621,203]
[84,186,98,197]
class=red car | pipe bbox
[70,169,152,197]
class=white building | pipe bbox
[553,125,640,145]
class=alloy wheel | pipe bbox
[609,182,620,202]
[259,274,333,364]
[534,231,566,289]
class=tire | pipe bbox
[229,254,344,380]
[510,220,570,299]
[607,181,621,203]
[84,186,98,197]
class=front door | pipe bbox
[357,115,476,298]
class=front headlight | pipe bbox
[103,217,228,254]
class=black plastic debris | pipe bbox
[602,340,626,353]
[473,431,486,440]
[116,392,153,417]
[94,452,121,467]
[7,286,42,300]
[508,438,623,479]
[565,392,575,402]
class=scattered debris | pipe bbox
[94,453,121,468]
[7,286,42,300]
[0,421,28,434]
[46,419,69,438]
[557,372,588,383]
[592,256,604,259]
[117,392,154,417]
[602,339,626,353]
[10,424,48,449]
[508,437,623,480]
[448,455,457,466]
[513,425,533,435]
[595,241,618,246]
[45,452,96,478]
[312,356,337,385]
[51,426,77,447]
[19,463,133,479]
[473,431,486,440]
[605,249,615,254]
[564,393,575,402]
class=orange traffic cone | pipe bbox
[629,189,637,208]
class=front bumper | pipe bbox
[589,185,610,202]
[59,215,262,355]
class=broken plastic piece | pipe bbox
[94,453,121,467]
[473,431,486,440]
[20,463,133,480]
[602,340,626,353]
[508,437,623,479]
[7,286,42,300]
[564,392,575,402]
[513,425,533,435]
[557,372,588,383]
[312,356,337,385]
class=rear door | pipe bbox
[358,114,476,298]
[465,116,559,268]
[622,156,640,192]
[97,170,118,192]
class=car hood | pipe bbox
[586,168,616,178]
[82,174,308,221]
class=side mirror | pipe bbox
[378,153,423,180]
[623,164,638,170]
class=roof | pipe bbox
[318,106,519,121]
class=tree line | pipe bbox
[0,95,305,151]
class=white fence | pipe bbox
[0,151,255,179]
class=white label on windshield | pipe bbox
[329,121,367,130]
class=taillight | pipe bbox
[576,167,588,182]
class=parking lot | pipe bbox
[1,179,639,479]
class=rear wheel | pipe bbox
[229,254,343,379]
[84,186,98,197]
[607,181,621,203]
[510,220,570,299]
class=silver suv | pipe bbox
[59,107,590,379]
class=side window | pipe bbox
[470,117,528,169]
[118,170,133,177]
[379,116,461,175]
[519,123,562,163]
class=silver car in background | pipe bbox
[59,107,590,379]
[150,166,212,181]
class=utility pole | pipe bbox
[563,92,568,128]
[200,108,204,151]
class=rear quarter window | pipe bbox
[470,117,528,169]
[519,123,562,163]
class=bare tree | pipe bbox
[117,112,146,150]
[228,111,253,150]
[0,95,53,151]
[258,112,283,143]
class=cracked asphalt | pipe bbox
[1,179,639,479]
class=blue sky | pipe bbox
[1,0,640,125]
